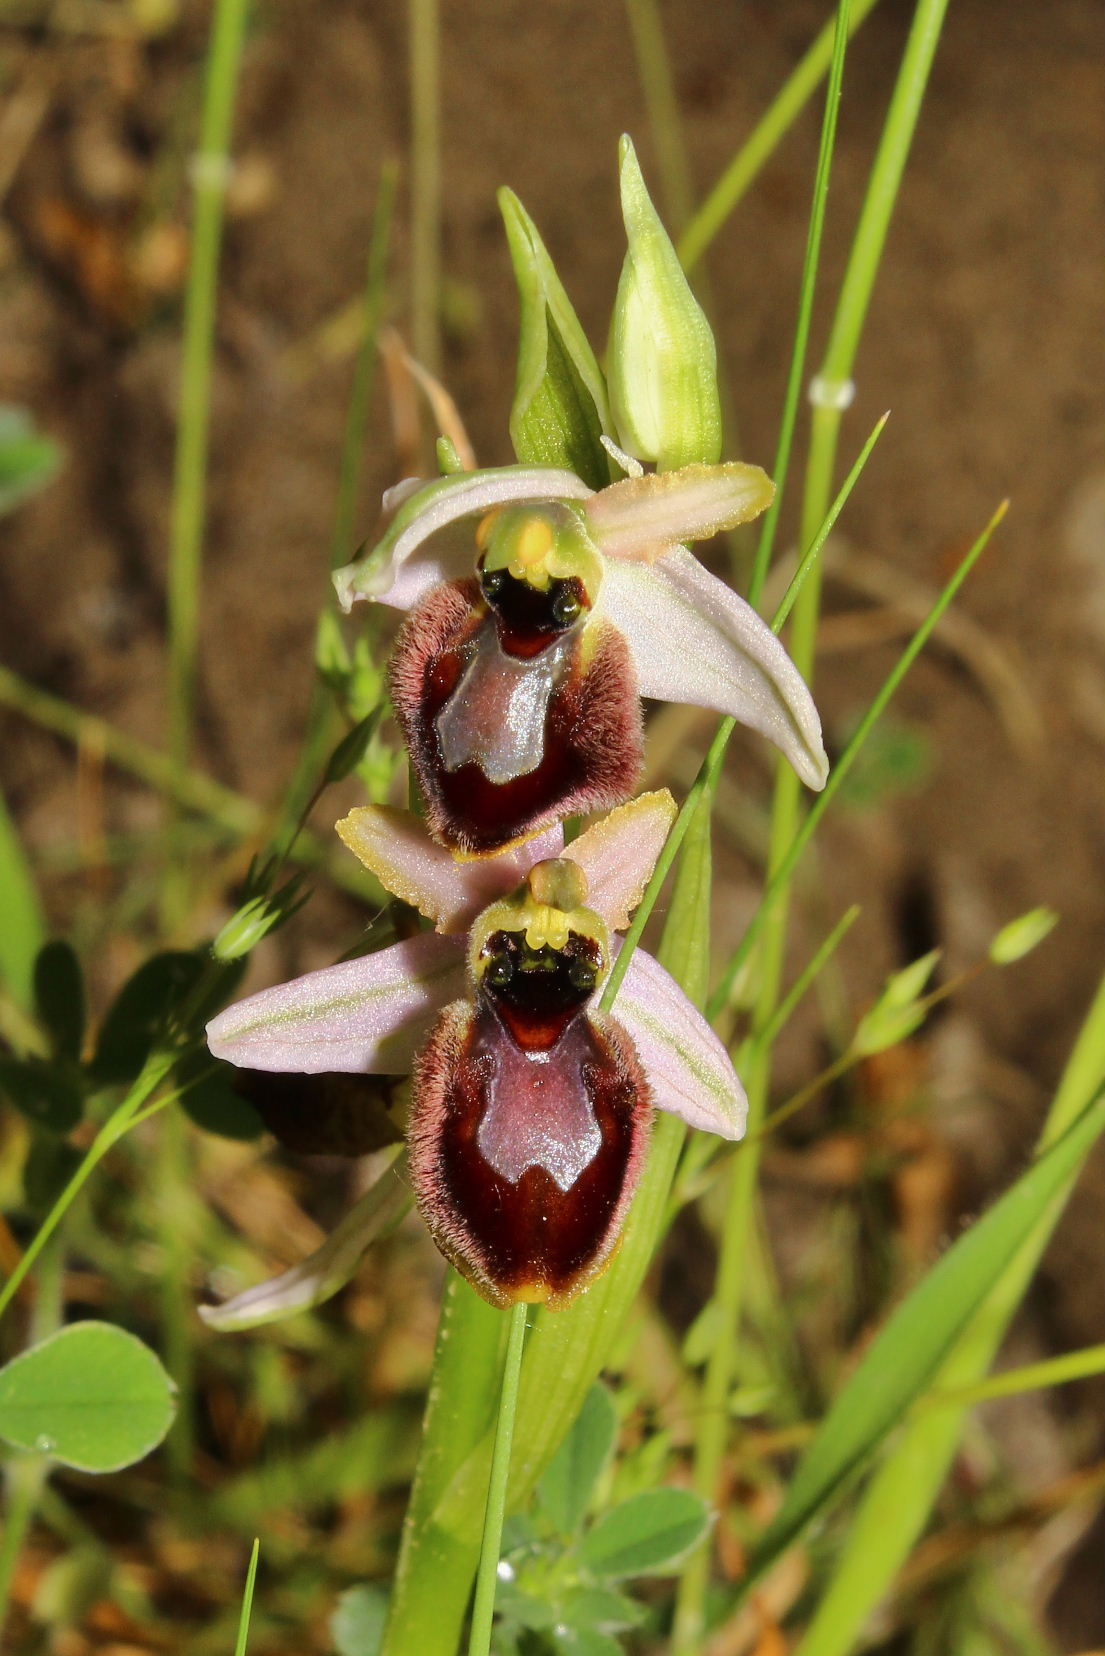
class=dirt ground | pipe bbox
[1,0,1102,1645]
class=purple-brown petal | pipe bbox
[389,578,643,856]
[409,997,652,1308]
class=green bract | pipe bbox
[607,137,722,471]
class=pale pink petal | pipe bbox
[600,547,828,790]
[370,538,475,612]
[205,933,466,1074]
[613,949,747,1139]
[568,791,676,931]
[336,806,562,934]
[199,1150,413,1330]
[333,465,593,612]
[584,462,774,563]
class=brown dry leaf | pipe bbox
[380,327,478,473]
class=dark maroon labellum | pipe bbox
[409,932,652,1308]
[389,578,643,855]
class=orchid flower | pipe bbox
[204,793,746,1319]
[334,462,829,856]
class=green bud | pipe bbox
[852,1000,928,1059]
[989,907,1059,965]
[851,950,941,1057]
[212,898,282,963]
[436,435,466,475]
[608,136,721,471]
[881,949,941,1009]
[212,873,309,963]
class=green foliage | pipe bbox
[332,1584,390,1656]
[0,1055,83,1134]
[33,940,86,1062]
[833,716,932,810]
[493,1418,704,1654]
[89,951,209,1085]
[537,1385,618,1536]
[175,1053,264,1140]
[578,1490,711,1580]
[0,405,62,517]
[743,1086,1105,1596]
[0,1322,176,1472]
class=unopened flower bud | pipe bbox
[608,136,721,471]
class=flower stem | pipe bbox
[467,1301,528,1656]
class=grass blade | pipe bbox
[234,1538,261,1656]
[742,1083,1105,1598]
[793,968,1105,1656]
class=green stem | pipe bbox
[381,1277,507,1656]
[0,1451,47,1639]
[794,971,1105,1656]
[0,1236,65,1642]
[467,1302,529,1656]
[167,0,251,792]
[330,166,398,572]
[158,1106,196,1485]
[409,0,441,373]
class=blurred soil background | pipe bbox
[0,0,1102,1651]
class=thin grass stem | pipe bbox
[0,665,383,904]
[0,1452,47,1642]
[601,413,884,1024]
[331,166,399,572]
[752,902,862,1056]
[467,1301,529,1656]
[623,0,694,231]
[409,0,441,373]
[678,0,883,272]
[749,0,851,608]
[234,1538,262,1656]
[708,499,1006,1020]
[920,1344,1105,1412]
[0,1050,177,1324]
[167,0,251,793]
[277,165,398,834]
[677,6,953,1639]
